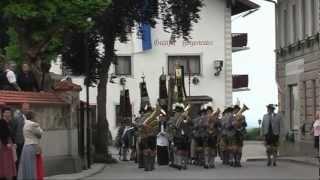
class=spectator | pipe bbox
[0,63,21,91]
[17,111,44,180]
[0,107,17,180]
[311,111,320,151]
[17,63,39,92]
[10,103,30,170]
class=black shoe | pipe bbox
[210,164,216,169]
[267,161,271,166]
[273,162,277,166]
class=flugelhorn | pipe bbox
[175,104,191,128]
[234,104,249,128]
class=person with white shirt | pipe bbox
[0,63,21,91]
[17,111,44,180]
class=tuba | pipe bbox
[142,105,164,136]
[234,104,249,129]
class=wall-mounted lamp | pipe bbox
[214,60,223,76]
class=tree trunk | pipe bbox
[94,38,116,163]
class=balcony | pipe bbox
[232,33,249,53]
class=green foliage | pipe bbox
[0,0,111,64]
[244,128,261,140]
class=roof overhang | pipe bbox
[230,0,260,16]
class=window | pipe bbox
[115,56,132,75]
[292,5,297,42]
[289,84,299,130]
[283,9,288,45]
[301,0,307,37]
[311,0,317,34]
[168,55,201,76]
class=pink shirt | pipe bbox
[313,119,320,137]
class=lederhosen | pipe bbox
[265,118,279,147]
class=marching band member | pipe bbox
[219,107,234,165]
[231,105,248,167]
[190,105,206,165]
[156,112,169,166]
[168,103,192,170]
[202,103,220,169]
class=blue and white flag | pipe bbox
[132,23,152,53]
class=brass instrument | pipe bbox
[234,104,249,129]
[175,104,191,129]
[142,105,166,136]
[208,108,221,134]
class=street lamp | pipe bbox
[258,119,262,136]
[84,17,92,169]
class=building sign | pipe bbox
[154,39,214,47]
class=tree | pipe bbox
[0,0,110,84]
[62,0,203,162]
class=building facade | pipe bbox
[52,0,258,137]
[275,0,320,155]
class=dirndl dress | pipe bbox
[0,142,17,178]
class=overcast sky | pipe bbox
[232,0,277,128]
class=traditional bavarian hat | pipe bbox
[173,102,185,112]
[266,104,277,109]
[223,107,233,114]
[205,102,213,111]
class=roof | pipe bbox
[231,0,260,16]
[0,91,67,105]
[53,80,82,92]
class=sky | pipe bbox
[232,0,277,128]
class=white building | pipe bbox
[51,0,259,137]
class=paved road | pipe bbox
[86,160,317,180]
[86,141,317,180]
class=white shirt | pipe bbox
[157,134,169,146]
[5,69,17,83]
[23,120,43,145]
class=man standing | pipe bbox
[0,63,21,91]
[261,104,282,166]
[10,103,30,169]
[17,63,39,92]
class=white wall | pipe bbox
[51,0,232,138]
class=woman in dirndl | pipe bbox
[0,107,17,180]
[17,111,44,180]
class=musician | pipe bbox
[219,107,234,165]
[168,103,192,170]
[261,104,282,167]
[156,113,169,166]
[231,105,247,167]
[140,105,158,171]
[202,104,220,169]
[191,105,206,165]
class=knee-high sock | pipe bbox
[272,147,277,163]
[266,148,272,164]
[204,148,210,166]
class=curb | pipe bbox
[246,157,318,167]
[45,163,107,180]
